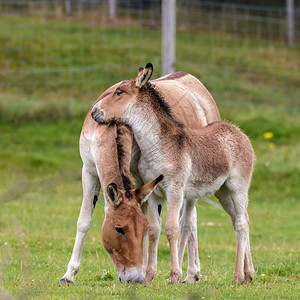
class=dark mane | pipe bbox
[145,82,184,128]
[116,125,134,199]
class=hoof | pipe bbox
[182,273,201,283]
[234,273,245,284]
[145,269,156,284]
[60,277,74,285]
[169,271,182,284]
[244,272,254,283]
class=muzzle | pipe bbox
[118,267,145,284]
[91,107,105,123]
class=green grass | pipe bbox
[0,14,299,299]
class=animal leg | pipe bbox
[243,212,255,283]
[60,165,100,284]
[231,192,253,284]
[141,201,148,273]
[215,185,253,284]
[132,168,149,273]
[178,201,200,283]
[178,202,189,268]
[165,189,184,284]
[184,206,201,283]
[145,196,163,283]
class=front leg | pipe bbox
[145,196,163,283]
[178,201,201,283]
[141,201,148,273]
[60,166,100,284]
[165,187,184,284]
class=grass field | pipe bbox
[0,14,299,299]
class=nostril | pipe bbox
[119,277,121,283]
[91,107,104,123]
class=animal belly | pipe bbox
[186,177,226,199]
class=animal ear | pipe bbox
[135,62,153,88]
[134,174,164,204]
[107,182,122,206]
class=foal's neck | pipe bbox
[128,83,185,154]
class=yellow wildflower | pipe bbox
[263,132,274,139]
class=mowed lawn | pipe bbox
[0,15,299,299]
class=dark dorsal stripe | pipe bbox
[145,82,184,128]
[116,126,133,199]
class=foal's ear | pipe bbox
[135,62,153,88]
[134,174,163,204]
[107,182,122,206]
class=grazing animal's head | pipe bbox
[91,63,154,124]
[102,174,163,284]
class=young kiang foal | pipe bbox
[60,119,163,284]
[92,63,255,284]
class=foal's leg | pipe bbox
[215,184,254,284]
[60,166,100,284]
[165,187,184,284]
[231,191,251,284]
[178,200,201,283]
[243,212,255,283]
[145,195,163,283]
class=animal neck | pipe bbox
[101,124,134,198]
[124,83,185,156]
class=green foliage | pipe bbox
[0,15,299,299]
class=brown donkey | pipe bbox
[60,120,162,284]
[92,63,255,284]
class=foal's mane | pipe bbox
[141,82,186,148]
[145,82,184,129]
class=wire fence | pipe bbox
[0,0,299,103]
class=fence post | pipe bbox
[65,0,71,16]
[109,0,117,19]
[162,0,176,76]
[286,0,295,45]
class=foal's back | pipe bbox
[185,121,254,196]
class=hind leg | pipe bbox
[243,212,255,282]
[215,184,254,284]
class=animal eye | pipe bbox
[115,90,124,96]
[115,227,125,235]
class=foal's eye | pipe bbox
[115,227,125,235]
[115,90,124,96]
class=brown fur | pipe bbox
[60,116,162,284]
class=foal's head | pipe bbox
[102,174,163,284]
[91,63,154,124]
